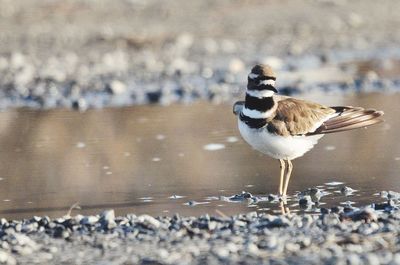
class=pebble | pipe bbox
[107,80,127,95]
[137,215,162,230]
[223,191,254,202]
[341,186,357,196]
[299,195,313,208]
[100,210,117,229]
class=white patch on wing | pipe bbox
[242,107,274,119]
[246,90,275,98]
[308,113,339,133]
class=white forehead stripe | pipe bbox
[246,90,275,98]
[248,73,259,79]
[242,107,274,119]
[259,79,275,86]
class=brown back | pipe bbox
[267,97,336,136]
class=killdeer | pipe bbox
[234,64,384,198]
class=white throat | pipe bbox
[242,107,274,119]
[246,90,275,98]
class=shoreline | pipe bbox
[0,204,399,264]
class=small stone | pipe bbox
[268,194,278,202]
[0,218,8,226]
[146,90,162,103]
[388,191,400,200]
[373,200,396,211]
[108,80,127,95]
[331,206,344,214]
[100,210,116,229]
[363,253,380,265]
[345,254,362,265]
[342,208,378,222]
[0,250,16,265]
[227,191,253,202]
[320,208,330,214]
[214,246,230,259]
[299,195,313,206]
[72,98,88,111]
[80,216,99,225]
[245,211,257,220]
[341,186,356,196]
[137,215,161,230]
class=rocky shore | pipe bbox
[0,190,399,264]
[0,204,398,265]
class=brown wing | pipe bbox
[308,106,384,135]
[267,97,336,136]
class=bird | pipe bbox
[233,64,384,198]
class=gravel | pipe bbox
[0,204,398,264]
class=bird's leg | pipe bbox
[279,201,291,215]
[278,159,286,196]
[282,160,293,197]
[279,201,285,215]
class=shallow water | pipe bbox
[0,93,398,219]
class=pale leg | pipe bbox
[279,201,291,215]
[279,201,285,214]
[278,159,285,196]
[282,160,293,196]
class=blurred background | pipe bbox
[0,0,399,218]
[0,0,399,109]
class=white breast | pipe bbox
[238,119,323,160]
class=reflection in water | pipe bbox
[0,93,398,219]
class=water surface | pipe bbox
[0,93,398,219]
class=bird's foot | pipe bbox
[279,194,288,204]
[279,201,290,215]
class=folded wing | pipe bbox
[267,98,336,136]
[308,106,384,135]
[268,97,384,136]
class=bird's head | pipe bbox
[247,64,278,96]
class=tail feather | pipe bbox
[324,111,382,131]
[326,109,377,127]
[317,118,384,134]
[308,107,384,135]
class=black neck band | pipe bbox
[245,94,274,112]
[239,113,267,129]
